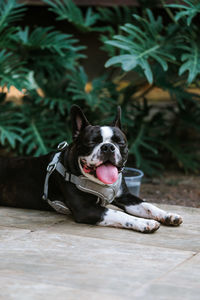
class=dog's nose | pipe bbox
[101,143,115,153]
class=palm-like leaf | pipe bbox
[43,0,100,32]
[105,9,176,83]
[14,26,81,55]
[66,67,116,112]
[98,6,133,25]
[167,0,200,26]
[179,41,200,83]
[0,97,23,148]
[0,0,26,53]
[0,50,28,90]
[21,99,70,156]
[0,0,26,32]
[0,27,16,49]
[12,26,85,83]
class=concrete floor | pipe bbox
[0,204,199,300]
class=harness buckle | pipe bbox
[47,163,56,173]
[57,141,68,151]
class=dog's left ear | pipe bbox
[70,105,90,139]
[111,106,122,129]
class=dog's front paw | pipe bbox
[161,213,183,226]
[140,220,160,233]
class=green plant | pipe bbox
[43,0,101,32]
[105,9,176,83]
[0,0,83,155]
[0,93,23,148]
[167,0,200,25]
[103,0,200,174]
[0,0,200,176]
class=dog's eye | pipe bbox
[119,141,126,146]
[113,138,126,146]
[112,135,126,146]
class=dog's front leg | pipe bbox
[72,203,160,233]
[114,194,183,226]
[99,208,160,233]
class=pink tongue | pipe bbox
[96,163,118,184]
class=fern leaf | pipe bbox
[167,0,200,26]
[0,101,23,148]
[43,0,100,32]
[0,0,26,31]
[179,41,200,83]
[21,99,69,156]
[14,26,79,55]
[0,50,28,90]
[98,6,133,25]
[30,121,48,154]
[66,67,117,111]
[105,9,175,83]
[105,54,137,71]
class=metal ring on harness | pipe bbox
[57,141,68,151]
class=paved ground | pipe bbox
[0,204,199,300]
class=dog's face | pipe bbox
[70,105,128,185]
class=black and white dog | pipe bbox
[0,105,182,233]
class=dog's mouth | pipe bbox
[80,159,119,184]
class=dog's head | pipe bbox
[70,105,128,185]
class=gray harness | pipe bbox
[43,141,122,214]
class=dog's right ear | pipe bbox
[70,105,90,139]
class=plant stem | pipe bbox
[113,72,128,83]
[161,0,178,24]
[134,84,154,101]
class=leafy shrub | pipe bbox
[0,0,200,175]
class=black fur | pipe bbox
[0,105,143,225]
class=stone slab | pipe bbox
[0,277,123,300]
[0,230,194,299]
[45,204,200,252]
[0,204,199,299]
[0,226,30,242]
[0,207,68,230]
[133,253,200,300]
[1,205,199,252]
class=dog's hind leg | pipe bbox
[113,194,183,226]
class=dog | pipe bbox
[0,105,183,233]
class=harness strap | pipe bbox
[42,144,69,215]
[43,152,60,201]
[43,142,122,214]
[55,161,121,203]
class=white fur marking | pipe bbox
[99,208,160,232]
[80,126,121,172]
[125,202,183,225]
[101,126,113,143]
[100,126,121,164]
[79,126,123,183]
